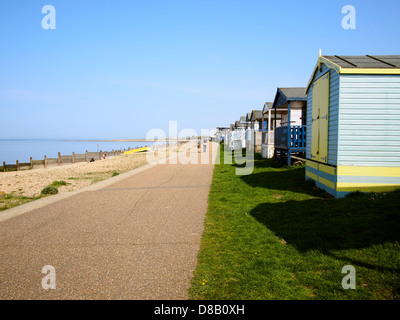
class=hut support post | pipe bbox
[268,109,272,145]
[273,107,277,159]
[287,101,291,166]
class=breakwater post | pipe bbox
[1,149,127,172]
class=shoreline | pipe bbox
[1,138,191,142]
[0,153,149,199]
[0,139,190,165]
[61,139,158,142]
[61,139,193,142]
[0,141,195,211]
[0,140,160,170]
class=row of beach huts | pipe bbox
[214,52,400,198]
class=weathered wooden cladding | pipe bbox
[59,155,73,163]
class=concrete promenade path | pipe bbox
[0,142,218,299]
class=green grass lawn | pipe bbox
[189,146,400,300]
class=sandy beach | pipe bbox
[0,153,149,198]
[0,142,195,201]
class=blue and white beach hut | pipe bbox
[305,53,400,198]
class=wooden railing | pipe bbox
[291,125,307,149]
[274,125,306,150]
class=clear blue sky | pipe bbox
[1,0,399,139]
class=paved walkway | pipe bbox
[0,142,218,299]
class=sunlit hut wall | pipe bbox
[225,124,235,148]
[233,120,246,149]
[305,53,400,198]
[248,110,263,153]
[245,110,262,152]
[261,102,274,159]
[239,115,250,150]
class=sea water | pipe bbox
[0,139,154,164]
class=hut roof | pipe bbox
[323,55,400,69]
[272,88,307,109]
[279,88,307,99]
[306,53,400,93]
[250,110,263,121]
[235,121,246,128]
[262,102,273,114]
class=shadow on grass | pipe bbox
[250,190,400,272]
[238,154,330,198]
[241,166,330,197]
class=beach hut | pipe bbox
[250,110,263,131]
[239,116,248,128]
[272,88,307,165]
[261,102,274,158]
[224,124,235,147]
[235,120,246,130]
[246,110,263,152]
[215,127,230,143]
[229,120,246,150]
[246,113,251,123]
[305,53,400,198]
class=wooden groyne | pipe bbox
[1,140,188,172]
[1,149,128,172]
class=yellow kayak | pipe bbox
[124,147,150,154]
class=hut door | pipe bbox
[311,73,330,163]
